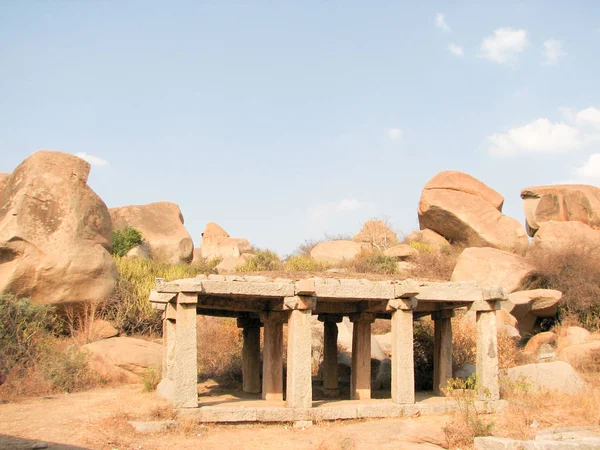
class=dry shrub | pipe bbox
[284,255,330,272]
[407,244,463,281]
[344,248,397,275]
[521,248,600,331]
[197,316,243,384]
[497,374,600,440]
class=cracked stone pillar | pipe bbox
[432,310,454,396]
[286,306,313,409]
[476,307,500,401]
[162,302,177,381]
[318,314,342,398]
[390,298,417,404]
[350,312,376,400]
[173,292,198,408]
[261,312,285,401]
[238,317,262,394]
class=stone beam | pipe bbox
[197,296,268,312]
[270,295,316,311]
[414,281,482,302]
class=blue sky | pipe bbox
[1,1,599,255]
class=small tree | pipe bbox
[112,226,143,257]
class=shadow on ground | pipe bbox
[0,434,90,450]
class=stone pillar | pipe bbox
[173,292,198,408]
[432,310,454,396]
[390,298,417,404]
[261,312,285,401]
[476,309,500,401]
[162,302,177,380]
[318,315,342,397]
[350,312,375,400]
[286,308,313,409]
[238,317,262,394]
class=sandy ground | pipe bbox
[0,384,451,450]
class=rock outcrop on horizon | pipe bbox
[200,222,252,260]
[418,171,528,254]
[310,240,368,264]
[403,229,450,250]
[521,184,600,237]
[353,220,398,249]
[110,202,194,264]
[0,151,117,305]
[451,247,535,293]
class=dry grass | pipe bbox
[521,248,600,331]
[196,316,244,384]
[407,244,463,281]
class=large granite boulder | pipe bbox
[503,361,585,395]
[521,184,600,237]
[310,240,368,264]
[82,336,162,381]
[0,151,116,305]
[451,247,535,293]
[529,221,600,255]
[353,220,398,249]
[110,202,194,264]
[0,173,9,193]
[200,222,251,260]
[504,289,562,335]
[418,171,528,254]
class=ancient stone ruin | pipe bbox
[149,275,505,424]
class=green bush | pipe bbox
[112,226,143,257]
[42,344,96,393]
[236,250,283,272]
[0,294,58,374]
[284,255,330,272]
[142,366,161,392]
[99,256,220,335]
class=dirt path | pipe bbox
[0,384,450,450]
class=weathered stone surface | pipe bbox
[403,229,450,249]
[504,289,562,334]
[419,171,527,254]
[504,361,586,395]
[0,173,9,193]
[353,220,399,248]
[521,184,600,236]
[529,221,600,256]
[383,244,418,259]
[215,253,253,274]
[310,240,368,264]
[88,319,119,341]
[474,436,522,449]
[82,336,161,378]
[424,170,505,210]
[124,243,151,261]
[200,222,251,260]
[559,327,592,348]
[559,341,600,368]
[128,420,180,433]
[0,151,116,305]
[110,202,193,264]
[523,332,556,355]
[477,311,500,400]
[451,248,535,293]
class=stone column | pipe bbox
[432,310,454,396]
[173,292,198,408]
[286,308,313,409]
[237,317,262,394]
[390,298,417,404]
[350,312,376,400]
[261,312,285,401]
[162,302,177,380]
[476,308,500,401]
[318,315,342,397]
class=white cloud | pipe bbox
[74,152,109,167]
[479,28,528,64]
[543,39,566,65]
[576,107,600,128]
[574,153,600,180]
[448,43,464,56]
[387,128,402,139]
[309,199,363,223]
[488,118,581,156]
[435,13,451,32]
